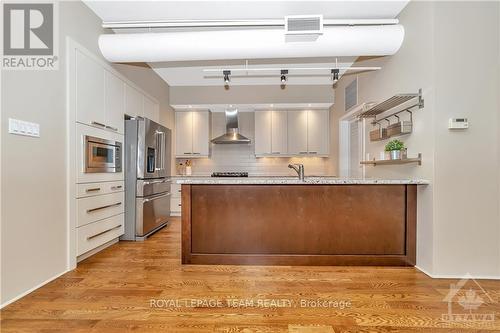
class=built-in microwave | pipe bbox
[85,135,122,173]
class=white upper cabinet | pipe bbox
[143,95,160,123]
[254,111,272,155]
[76,50,105,127]
[254,111,288,156]
[125,84,143,118]
[287,110,309,155]
[104,71,125,134]
[271,111,288,155]
[192,111,210,156]
[307,110,329,155]
[175,111,210,158]
[285,110,329,156]
[175,112,193,157]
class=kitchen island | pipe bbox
[177,177,429,266]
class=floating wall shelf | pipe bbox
[360,153,422,166]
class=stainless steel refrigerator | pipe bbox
[123,117,171,241]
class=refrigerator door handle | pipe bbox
[143,192,171,203]
[155,131,161,171]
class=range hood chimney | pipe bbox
[211,109,251,144]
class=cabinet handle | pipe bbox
[192,152,201,155]
[87,225,121,240]
[87,202,122,213]
[110,185,123,190]
[178,204,182,207]
[183,152,192,155]
[106,125,118,132]
[86,187,101,192]
[272,152,281,154]
[299,151,308,154]
[178,190,181,193]
[91,121,106,128]
[309,151,318,154]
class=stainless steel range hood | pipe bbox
[211,109,251,144]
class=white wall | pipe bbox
[180,112,330,176]
[331,1,500,277]
[0,1,174,306]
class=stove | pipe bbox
[211,172,249,178]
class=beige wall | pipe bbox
[170,85,334,105]
[0,1,173,305]
[331,1,500,277]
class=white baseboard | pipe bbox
[415,265,500,280]
[0,269,70,309]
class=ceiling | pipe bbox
[85,1,409,86]
[151,59,357,86]
[84,1,409,22]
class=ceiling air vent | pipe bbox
[285,15,323,35]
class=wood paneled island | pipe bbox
[179,177,428,266]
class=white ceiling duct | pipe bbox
[98,25,404,63]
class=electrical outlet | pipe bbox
[8,118,40,137]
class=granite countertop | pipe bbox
[173,176,430,185]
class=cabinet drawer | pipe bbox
[77,192,124,227]
[171,197,182,212]
[171,183,181,198]
[77,214,124,256]
[77,181,124,198]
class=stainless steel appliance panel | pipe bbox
[136,178,171,197]
[135,192,171,237]
[124,117,172,241]
[137,118,170,179]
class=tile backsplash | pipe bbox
[175,112,331,176]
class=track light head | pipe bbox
[280,69,288,84]
[223,70,231,85]
[331,69,340,81]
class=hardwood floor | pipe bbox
[1,217,499,332]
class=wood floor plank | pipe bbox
[1,217,499,332]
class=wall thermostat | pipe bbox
[448,118,468,129]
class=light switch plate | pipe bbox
[8,118,40,137]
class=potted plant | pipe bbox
[385,139,405,160]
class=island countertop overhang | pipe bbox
[173,176,430,185]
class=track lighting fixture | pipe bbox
[331,68,339,81]
[223,70,231,84]
[280,70,288,84]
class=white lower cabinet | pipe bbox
[77,214,124,256]
[170,183,181,216]
[77,191,125,227]
[77,181,124,198]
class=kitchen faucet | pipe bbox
[288,164,305,181]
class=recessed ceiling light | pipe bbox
[270,104,274,108]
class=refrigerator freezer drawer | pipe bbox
[136,192,171,237]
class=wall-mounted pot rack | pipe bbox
[359,89,424,119]
[359,89,424,141]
